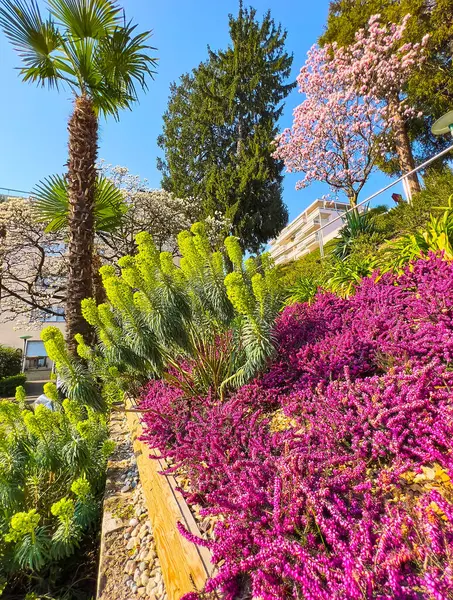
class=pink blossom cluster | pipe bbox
[346,14,429,124]
[273,42,383,198]
[274,13,428,197]
[140,255,453,599]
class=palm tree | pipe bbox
[0,0,157,353]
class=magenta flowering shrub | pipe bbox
[140,255,453,599]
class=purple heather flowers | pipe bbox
[140,255,453,599]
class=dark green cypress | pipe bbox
[157,6,294,253]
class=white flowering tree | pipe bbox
[97,163,230,260]
[0,166,229,323]
[0,196,66,324]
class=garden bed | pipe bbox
[137,255,453,599]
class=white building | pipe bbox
[269,197,350,265]
[0,193,65,378]
[0,317,65,380]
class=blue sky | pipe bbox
[0,0,402,224]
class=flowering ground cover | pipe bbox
[140,254,453,599]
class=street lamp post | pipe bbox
[19,335,32,373]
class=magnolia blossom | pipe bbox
[274,43,384,204]
[343,14,428,124]
[275,14,428,203]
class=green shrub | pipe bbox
[0,345,22,379]
[0,396,113,589]
[377,195,453,272]
[373,167,453,238]
[46,222,285,401]
[277,241,337,288]
[325,255,377,297]
[0,374,26,397]
[332,209,380,260]
[284,276,319,305]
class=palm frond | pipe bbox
[92,175,128,231]
[48,0,121,39]
[93,20,157,117]
[61,33,101,90]
[2,0,156,116]
[0,0,67,88]
[33,173,126,233]
[33,173,69,232]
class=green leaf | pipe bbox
[48,0,121,39]
[0,0,67,88]
[92,20,157,117]
[33,173,126,233]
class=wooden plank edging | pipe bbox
[124,399,214,599]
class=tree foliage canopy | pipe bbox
[157,5,294,252]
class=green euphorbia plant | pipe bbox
[0,392,113,589]
[61,221,285,400]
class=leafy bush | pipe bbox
[140,254,453,599]
[0,345,22,379]
[0,388,113,593]
[373,167,453,238]
[325,254,377,297]
[332,208,379,260]
[41,327,106,412]
[284,276,319,305]
[277,242,336,288]
[68,222,284,399]
[379,195,453,271]
[0,374,26,397]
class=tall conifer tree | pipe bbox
[157,4,294,252]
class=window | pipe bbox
[24,340,49,371]
[44,307,65,323]
[30,307,65,323]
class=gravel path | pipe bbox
[122,483,167,598]
[97,412,168,600]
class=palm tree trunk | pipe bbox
[66,94,97,354]
[389,99,421,198]
[92,251,106,305]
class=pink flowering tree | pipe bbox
[346,14,429,195]
[274,43,385,208]
[275,14,428,205]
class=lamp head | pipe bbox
[431,110,453,137]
